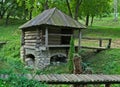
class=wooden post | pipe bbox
[78,29,82,51]
[99,39,102,47]
[36,29,41,48]
[107,39,112,48]
[21,29,25,46]
[73,54,82,87]
[105,84,111,87]
[45,27,48,47]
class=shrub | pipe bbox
[68,36,75,73]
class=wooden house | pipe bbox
[19,8,86,69]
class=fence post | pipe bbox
[99,39,102,47]
[105,84,111,87]
[107,39,112,48]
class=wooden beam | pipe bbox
[78,29,82,51]
[99,39,102,47]
[36,28,41,48]
[107,39,112,48]
[82,37,111,40]
[21,29,25,46]
[45,27,48,47]
[105,84,111,87]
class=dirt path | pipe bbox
[111,39,120,48]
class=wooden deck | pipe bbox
[25,74,120,84]
[0,74,120,86]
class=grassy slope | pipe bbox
[81,17,120,74]
[0,17,120,75]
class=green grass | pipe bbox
[83,49,120,74]
[0,17,120,75]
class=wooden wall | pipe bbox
[48,28,61,45]
[24,30,37,46]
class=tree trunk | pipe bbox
[73,54,83,87]
[66,0,73,17]
[44,0,49,10]
[5,13,10,25]
[74,0,82,20]
[85,14,90,26]
[91,15,94,26]
[114,0,118,21]
[29,8,33,20]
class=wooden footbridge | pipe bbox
[1,74,120,87]
[81,37,112,52]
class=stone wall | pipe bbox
[21,46,68,69]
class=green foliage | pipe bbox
[0,74,48,87]
[84,49,120,74]
[68,36,75,73]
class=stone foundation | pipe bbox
[21,46,68,69]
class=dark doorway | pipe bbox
[25,54,35,67]
[50,54,67,65]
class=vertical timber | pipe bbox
[45,27,48,47]
[78,29,81,51]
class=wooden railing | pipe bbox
[82,37,112,49]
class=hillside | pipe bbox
[0,18,120,75]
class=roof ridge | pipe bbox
[45,8,57,24]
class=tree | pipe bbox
[80,0,112,26]
[68,36,75,73]
[114,0,118,21]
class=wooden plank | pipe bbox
[24,46,35,49]
[25,40,36,43]
[82,37,111,40]
[39,74,50,82]
[48,34,72,36]
[48,45,70,47]
[81,46,106,50]
[45,27,48,47]
[0,42,6,45]
[25,36,36,40]
[25,43,36,46]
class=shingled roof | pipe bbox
[19,8,86,29]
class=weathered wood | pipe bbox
[99,39,102,47]
[81,46,106,50]
[78,29,81,51]
[82,37,111,40]
[25,43,36,46]
[21,30,25,46]
[25,40,36,43]
[105,84,111,87]
[48,34,72,36]
[73,54,82,74]
[0,42,6,45]
[107,39,112,48]
[25,36,36,40]
[24,46,35,49]
[45,27,48,47]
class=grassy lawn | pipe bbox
[0,17,120,75]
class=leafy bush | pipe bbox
[0,74,48,87]
[68,37,75,73]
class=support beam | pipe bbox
[21,29,25,46]
[78,29,82,51]
[36,29,41,48]
[105,84,111,87]
[45,27,48,47]
[107,39,112,48]
[99,39,102,47]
